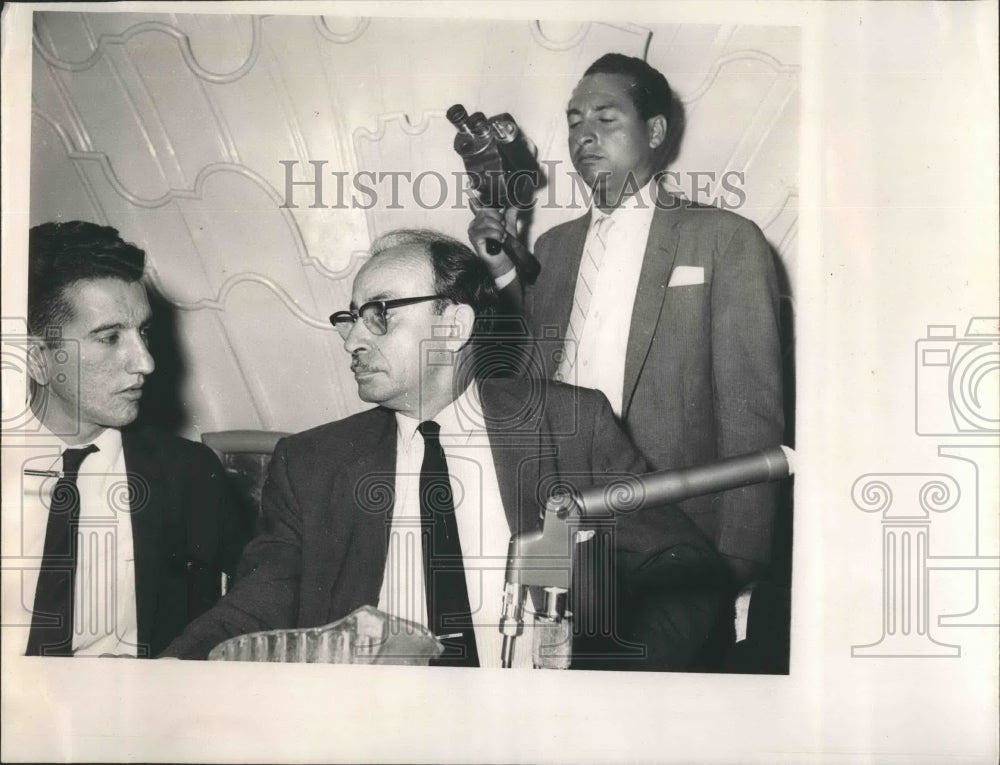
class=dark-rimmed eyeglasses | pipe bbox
[329,295,445,339]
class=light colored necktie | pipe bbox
[557,214,614,381]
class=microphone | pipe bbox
[499,446,795,668]
[572,445,794,519]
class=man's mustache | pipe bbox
[350,355,377,374]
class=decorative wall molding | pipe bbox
[530,21,591,51]
[33,16,264,84]
[146,269,336,330]
[314,16,371,44]
[353,109,443,143]
[59,152,363,281]
[530,20,652,53]
[760,189,800,231]
[683,49,799,104]
[32,109,110,225]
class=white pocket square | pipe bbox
[667,266,704,287]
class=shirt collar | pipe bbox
[89,426,123,464]
[395,409,421,449]
[394,382,482,447]
[589,178,659,228]
[438,382,485,440]
[46,423,122,466]
[24,419,122,472]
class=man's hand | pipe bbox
[467,202,520,279]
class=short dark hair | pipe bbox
[583,53,674,122]
[369,228,498,320]
[28,221,146,338]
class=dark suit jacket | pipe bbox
[526,196,784,566]
[121,428,248,657]
[161,379,723,669]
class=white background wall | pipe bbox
[29,12,799,438]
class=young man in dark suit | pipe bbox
[162,229,724,670]
[468,54,785,590]
[15,221,247,657]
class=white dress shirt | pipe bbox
[561,182,658,416]
[14,423,139,657]
[378,384,535,668]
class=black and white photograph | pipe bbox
[1,2,996,763]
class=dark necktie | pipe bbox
[418,421,479,667]
[26,444,99,656]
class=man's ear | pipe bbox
[647,114,668,150]
[25,339,50,386]
[446,303,476,349]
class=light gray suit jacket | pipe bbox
[525,196,784,566]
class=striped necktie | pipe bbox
[557,214,614,382]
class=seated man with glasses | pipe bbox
[162,229,725,670]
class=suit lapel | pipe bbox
[479,381,548,538]
[323,411,397,620]
[538,214,590,378]
[622,200,682,420]
[121,429,163,653]
[480,381,559,618]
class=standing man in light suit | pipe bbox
[469,53,785,591]
[8,221,247,658]
[163,229,725,670]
